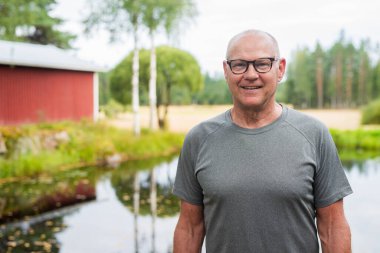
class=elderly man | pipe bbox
[173,29,352,253]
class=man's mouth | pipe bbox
[240,86,262,90]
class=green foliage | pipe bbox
[100,99,126,118]
[0,0,75,48]
[112,170,180,217]
[281,47,314,108]
[84,0,145,41]
[361,99,380,124]
[281,30,380,109]
[141,0,197,36]
[109,45,203,106]
[194,73,232,104]
[0,121,184,180]
[330,128,380,151]
[99,72,111,105]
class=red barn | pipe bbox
[0,40,106,125]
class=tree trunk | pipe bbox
[358,54,366,106]
[132,28,140,136]
[158,74,171,130]
[335,53,343,108]
[316,57,324,108]
[149,31,158,130]
[345,56,353,107]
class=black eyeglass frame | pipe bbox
[226,57,279,74]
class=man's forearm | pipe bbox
[173,224,205,253]
[318,217,351,253]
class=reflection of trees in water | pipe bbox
[340,151,380,173]
[0,216,64,253]
[0,167,100,223]
[111,156,180,218]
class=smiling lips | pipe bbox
[240,85,262,90]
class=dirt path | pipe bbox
[106,105,362,133]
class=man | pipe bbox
[173,29,353,253]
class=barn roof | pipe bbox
[0,40,107,72]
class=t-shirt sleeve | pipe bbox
[172,131,204,205]
[314,126,353,208]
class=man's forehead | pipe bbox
[226,33,276,58]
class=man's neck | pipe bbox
[231,103,282,129]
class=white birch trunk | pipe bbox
[132,30,140,136]
[149,31,158,130]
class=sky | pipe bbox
[54,0,380,74]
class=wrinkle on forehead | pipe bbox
[226,29,280,59]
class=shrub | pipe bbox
[362,99,380,125]
[100,99,126,118]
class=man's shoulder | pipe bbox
[285,107,327,131]
[284,107,329,143]
[185,111,228,145]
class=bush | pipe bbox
[362,99,380,125]
[100,99,126,118]
[330,128,380,151]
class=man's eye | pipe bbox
[255,60,271,68]
[256,63,269,68]
[233,63,246,68]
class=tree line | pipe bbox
[277,31,380,109]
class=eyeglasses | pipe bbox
[226,57,279,74]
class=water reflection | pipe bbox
[343,157,380,253]
[0,155,379,253]
[0,216,64,252]
[111,156,179,252]
[0,168,99,223]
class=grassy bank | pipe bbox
[330,128,380,151]
[0,121,184,181]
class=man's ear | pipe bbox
[223,61,228,80]
[277,58,286,82]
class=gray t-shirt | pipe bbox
[173,106,353,253]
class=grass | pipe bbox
[330,128,380,152]
[0,120,184,181]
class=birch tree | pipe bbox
[141,0,197,130]
[84,0,144,136]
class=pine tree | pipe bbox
[0,0,75,48]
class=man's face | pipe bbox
[223,34,286,111]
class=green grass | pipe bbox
[330,128,380,151]
[0,120,184,180]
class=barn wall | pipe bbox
[0,65,94,125]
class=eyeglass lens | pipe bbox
[229,58,273,74]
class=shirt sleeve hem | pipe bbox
[315,187,353,208]
[172,188,204,206]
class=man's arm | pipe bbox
[316,199,351,253]
[174,200,205,253]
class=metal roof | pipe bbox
[0,40,107,72]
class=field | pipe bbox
[106,105,362,132]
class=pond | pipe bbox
[0,155,379,253]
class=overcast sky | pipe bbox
[54,0,380,74]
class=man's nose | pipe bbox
[245,63,259,78]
